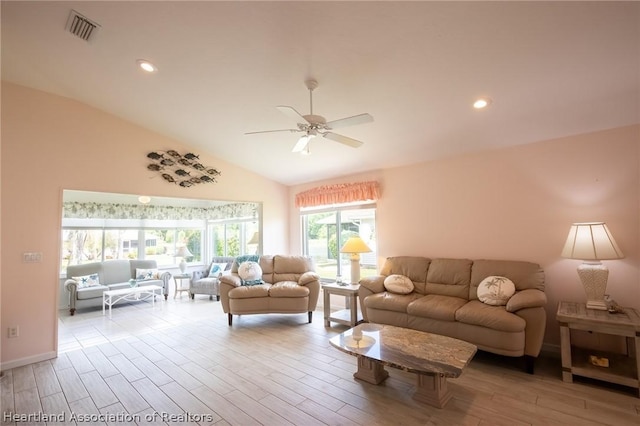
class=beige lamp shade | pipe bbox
[175,246,193,258]
[340,236,372,254]
[561,222,623,311]
[561,222,623,260]
[248,232,260,245]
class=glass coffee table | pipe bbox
[330,324,476,408]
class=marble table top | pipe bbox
[329,323,477,378]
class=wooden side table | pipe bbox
[322,282,363,327]
[173,273,191,299]
[557,301,640,397]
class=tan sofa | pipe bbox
[359,257,546,373]
[219,255,320,326]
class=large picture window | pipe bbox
[60,190,261,274]
[301,203,376,281]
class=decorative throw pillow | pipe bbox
[135,268,160,281]
[73,274,100,289]
[477,276,516,306]
[234,254,260,270]
[208,262,229,278]
[238,261,263,286]
[383,274,414,294]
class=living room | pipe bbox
[2,1,639,424]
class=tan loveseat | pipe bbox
[219,255,320,326]
[359,257,546,373]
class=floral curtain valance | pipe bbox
[63,201,257,221]
[295,181,380,208]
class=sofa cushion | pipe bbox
[228,283,271,299]
[407,295,467,321]
[425,258,472,299]
[239,261,264,285]
[72,273,101,289]
[455,300,526,332]
[269,281,310,298]
[383,274,414,294]
[273,255,314,283]
[477,276,515,306]
[76,285,109,299]
[364,292,423,313]
[380,256,430,294]
[470,259,544,300]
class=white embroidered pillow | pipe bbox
[135,268,160,281]
[73,274,100,289]
[238,261,263,285]
[477,276,516,306]
[383,274,414,294]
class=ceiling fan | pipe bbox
[245,79,373,154]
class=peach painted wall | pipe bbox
[0,83,289,368]
[289,125,640,347]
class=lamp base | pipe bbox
[577,261,609,311]
[586,300,608,311]
[350,254,361,284]
[179,258,187,274]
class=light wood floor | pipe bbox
[2,295,639,425]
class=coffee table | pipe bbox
[103,285,163,318]
[330,324,476,408]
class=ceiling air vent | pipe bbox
[65,10,100,42]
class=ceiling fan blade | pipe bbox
[276,105,310,125]
[245,128,299,135]
[323,132,364,148]
[325,113,373,129]
[292,135,311,153]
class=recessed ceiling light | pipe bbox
[137,59,157,73]
[138,196,151,204]
[473,98,492,109]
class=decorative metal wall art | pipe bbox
[147,150,221,187]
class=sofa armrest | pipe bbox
[64,279,78,312]
[506,289,547,312]
[160,272,172,297]
[359,275,386,294]
[299,271,320,286]
[220,274,242,288]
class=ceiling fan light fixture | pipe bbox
[473,97,492,109]
[137,59,158,73]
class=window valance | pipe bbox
[295,181,380,208]
[63,201,256,221]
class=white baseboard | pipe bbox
[1,351,57,372]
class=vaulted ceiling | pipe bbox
[2,1,638,185]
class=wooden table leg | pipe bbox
[323,288,330,327]
[559,322,573,383]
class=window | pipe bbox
[301,203,376,281]
[60,190,261,274]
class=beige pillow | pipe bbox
[477,276,516,306]
[383,274,414,294]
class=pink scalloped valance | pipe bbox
[295,181,380,208]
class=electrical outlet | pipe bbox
[8,326,19,338]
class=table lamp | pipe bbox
[176,246,193,274]
[561,222,624,310]
[340,236,372,284]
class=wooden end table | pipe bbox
[322,282,363,327]
[173,273,191,299]
[557,301,640,397]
